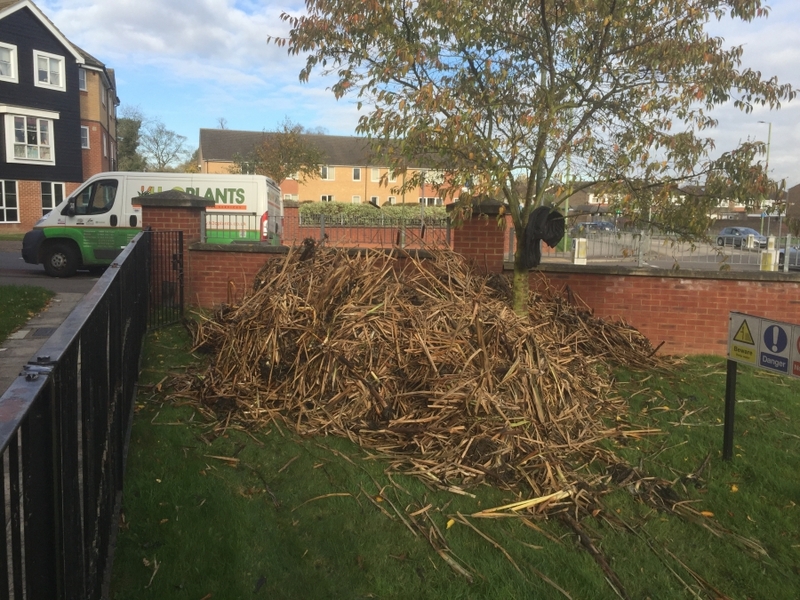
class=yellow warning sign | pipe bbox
[733,320,755,345]
[731,344,756,364]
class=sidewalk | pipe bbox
[0,292,85,393]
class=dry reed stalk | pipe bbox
[179,245,668,513]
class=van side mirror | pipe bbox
[61,201,76,217]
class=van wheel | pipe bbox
[43,243,79,277]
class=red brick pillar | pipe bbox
[450,201,510,274]
[137,193,215,307]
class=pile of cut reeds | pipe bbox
[182,242,664,499]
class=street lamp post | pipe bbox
[758,120,772,235]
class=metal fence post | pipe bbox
[637,231,644,267]
[784,233,792,273]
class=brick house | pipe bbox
[0,0,118,233]
[198,128,453,207]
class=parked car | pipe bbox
[570,221,617,236]
[778,246,800,271]
[715,227,767,249]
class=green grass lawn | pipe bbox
[0,285,55,342]
[110,324,800,599]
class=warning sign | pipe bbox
[792,325,800,378]
[728,312,800,379]
[733,321,755,345]
[728,313,759,365]
[759,320,790,374]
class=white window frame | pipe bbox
[388,170,397,183]
[351,195,361,204]
[33,50,65,91]
[78,68,87,91]
[41,181,64,214]
[0,42,19,84]
[321,194,334,202]
[2,108,59,165]
[371,168,380,182]
[80,126,90,149]
[0,180,20,223]
[352,167,361,181]
[388,196,397,205]
[370,196,379,205]
[320,165,334,181]
[102,132,107,157]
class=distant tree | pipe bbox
[231,118,324,184]
[116,105,147,171]
[178,148,200,173]
[139,120,190,171]
[217,117,228,130]
[274,0,795,313]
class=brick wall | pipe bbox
[532,267,800,355]
[140,202,800,357]
[452,213,510,274]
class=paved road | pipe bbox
[0,240,100,293]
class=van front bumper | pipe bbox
[22,230,45,265]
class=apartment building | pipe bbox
[198,128,450,206]
[0,0,118,233]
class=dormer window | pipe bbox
[34,50,65,91]
[0,43,18,83]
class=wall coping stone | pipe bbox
[507,261,800,283]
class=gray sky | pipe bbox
[38,0,800,188]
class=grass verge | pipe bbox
[110,324,800,599]
[0,285,55,342]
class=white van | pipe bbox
[22,172,282,277]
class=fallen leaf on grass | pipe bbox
[700,511,714,518]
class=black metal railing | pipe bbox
[0,231,150,599]
[147,230,184,329]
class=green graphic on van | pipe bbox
[138,186,246,204]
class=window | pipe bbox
[419,197,440,206]
[388,196,396,205]
[80,126,90,149]
[351,195,361,204]
[0,43,18,83]
[6,114,54,163]
[370,196,379,205]
[321,195,334,202]
[103,133,107,157]
[101,86,106,106]
[371,168,380,182]
[352,167,361,181]
[0,180,19,223]
[73,180,117,215]
[320,165,334,180]
[41,182,64,215]
[388,170,397,183]
[78,68,87,91]
[34,50,65,91]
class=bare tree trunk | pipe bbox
[512,247,530,316]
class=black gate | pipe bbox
[146,230,184,329]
